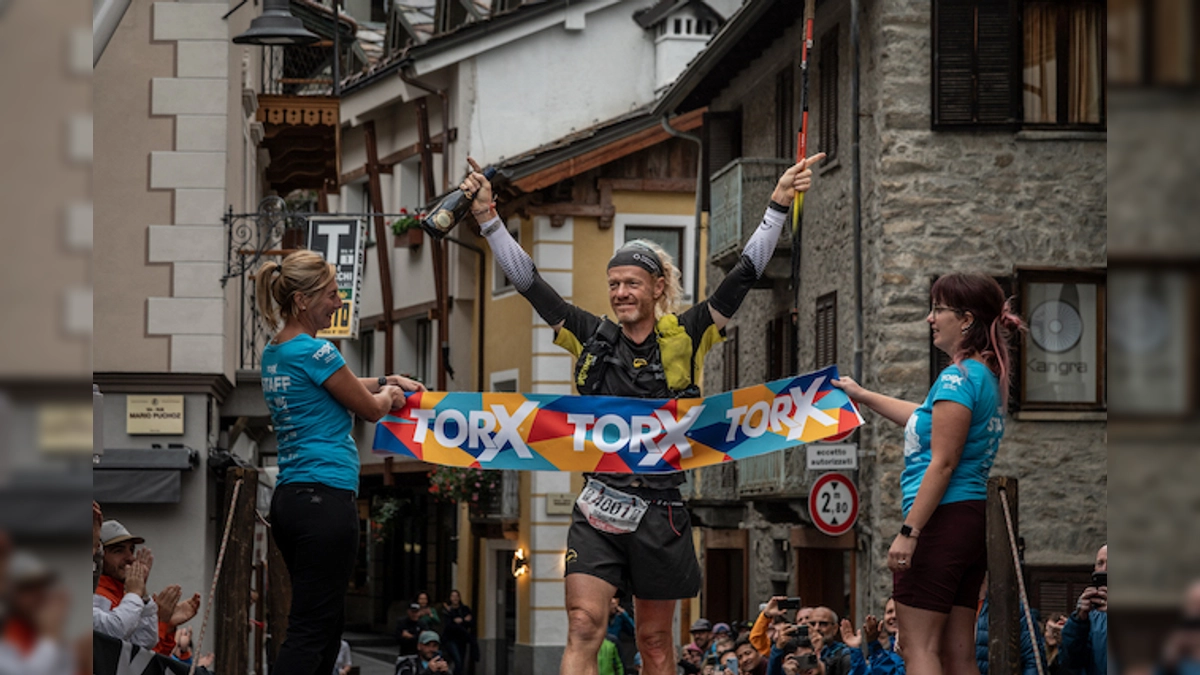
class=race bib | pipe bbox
[576,478,648,534]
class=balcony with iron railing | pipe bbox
[708,158,794,278]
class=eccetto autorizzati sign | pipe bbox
[374,366,863,473]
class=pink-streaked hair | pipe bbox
[930,273,1025,407]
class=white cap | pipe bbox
[9,550,56,586]
[100,520,145,547]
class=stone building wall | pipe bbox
[695,0,1107,620]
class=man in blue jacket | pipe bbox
[975,594,1047,675]
[1062,545,1107,675]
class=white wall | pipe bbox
[468,0,659,163]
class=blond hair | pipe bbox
[255,250,337,329]
[624,238,684,318]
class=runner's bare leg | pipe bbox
[633,597,678,675]
[561,573,617,675]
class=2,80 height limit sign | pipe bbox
[808,472,858,537]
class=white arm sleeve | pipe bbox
[742,207,788,276]
[479,215,536,292]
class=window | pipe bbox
[775,66,795,160]
[491,218,520,296]
[614,214,697,302]
[932,0,1106,129]
[490,368,519,393]
[723,327,739,392]
[371,0,391,23]
[819,30,839,160]
[1109,264,1197,418]
[815,292,837,369]
[1025,565,1093,619]
[1018,268,1106,410]
[1022,1,1105,125]
[766,312,798,380]
[701,110,742,211]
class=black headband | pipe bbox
[607,243,663,276]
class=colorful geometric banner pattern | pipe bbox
[373,366,863,473]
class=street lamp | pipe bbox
[232,0,319,45]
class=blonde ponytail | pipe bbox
[256,251,337,330]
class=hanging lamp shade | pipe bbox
[232,0,320,45]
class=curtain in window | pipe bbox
[1023,2,1057,123]
[1069,4,1103,123]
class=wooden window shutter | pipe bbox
[819,30,839,160]
[702,110,743,211]
[767,313,798,380]
[815,292,837,369]
[932,0,1019,128]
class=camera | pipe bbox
[779,597,803,610]
[787,654,820,671]
[1091,572,1107,588]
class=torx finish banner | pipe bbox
[373,366,863,473]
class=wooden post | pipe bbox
[266,526,291,666]
[364,120,397,374]
[216,467,258,675]
[254,559,265,675]
[987,476,1020,675]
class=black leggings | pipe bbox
[270,482,359,675]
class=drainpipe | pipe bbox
[850,0,863,383]
[660,115,704,303]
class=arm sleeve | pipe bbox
[766,646,786,675]
[708,207,788,319]
[849,646,870,675]
[93,592,150,644]
[479,214,572,326]
[1059,615,1091,671]
[750,612,772,656]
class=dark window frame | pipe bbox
[775,65,796,160]
[930,0,1107,131]
[815,292,838,369]
[766,312,798,380]
[819,28,839,161]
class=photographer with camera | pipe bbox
[840,617,906,675]
[1061,545,1107,675]
[751,597,806,656]
[766,621,824,675]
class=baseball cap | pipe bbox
[684,644,703,654]
[690,618,713,632]
[418,630,440,645]
[713,622,731,635]
[100,520,145,547]
[9,551,56,587]
[409,603,421,610]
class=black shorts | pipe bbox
[564,484,702,600]
[892,500,987,613]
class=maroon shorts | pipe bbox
[892,500,987,613]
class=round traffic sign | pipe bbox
[808,472,858,536]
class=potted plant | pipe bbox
[391,208,424,248]
[428,466,502,515]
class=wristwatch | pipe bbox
[377,376,388,388]
[899,524,919,538]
